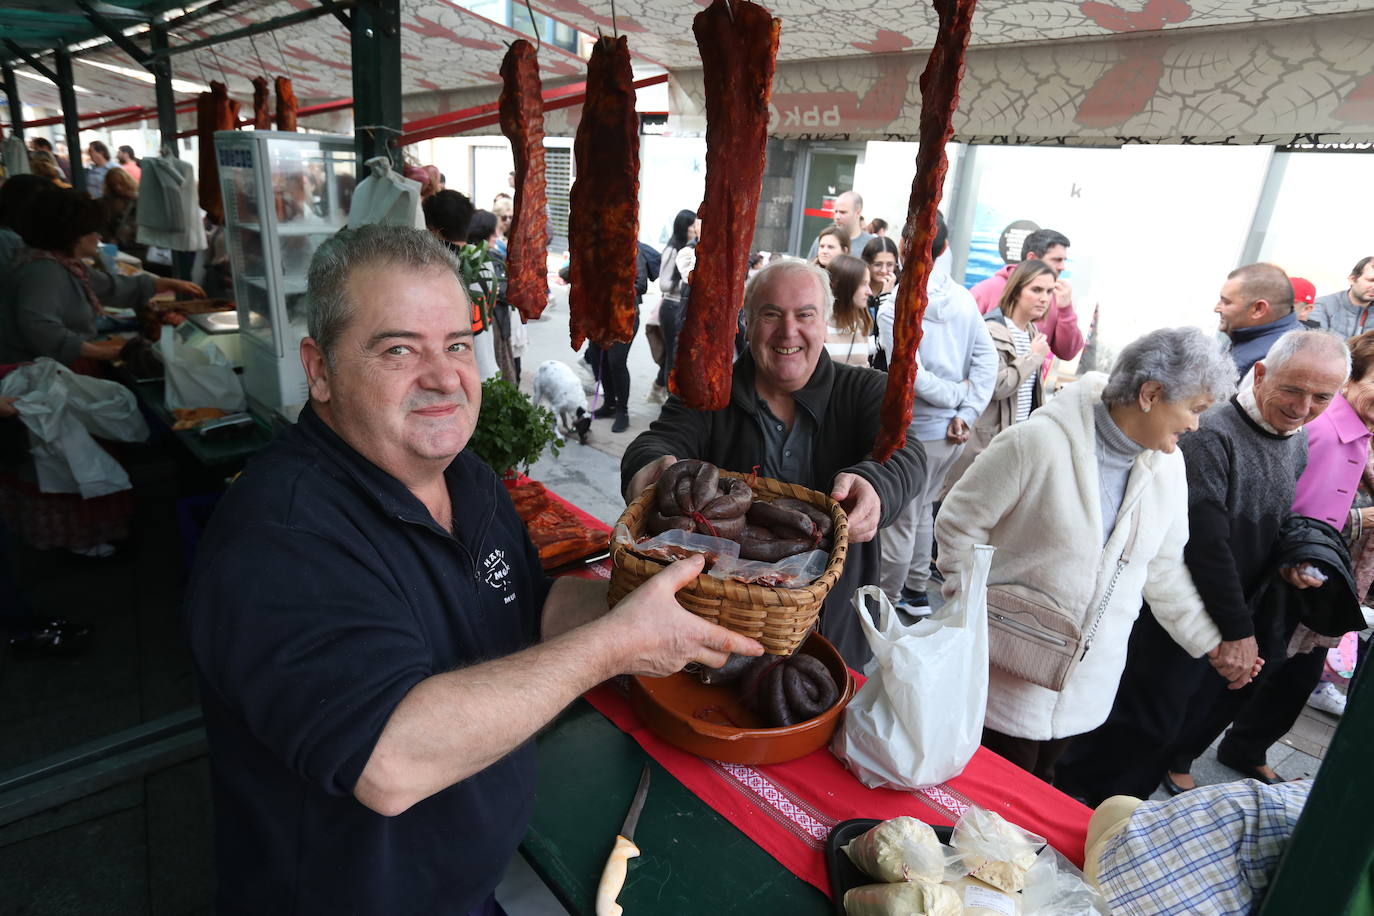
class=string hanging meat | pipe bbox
[872,0,978,462]
[671,0,780,410]
[566,35,639,350]
[275,76,298,132]
[498,40,552,322]
[197,81,239,226]
[251,76,272,129]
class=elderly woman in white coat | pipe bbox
[935,327,1240,783]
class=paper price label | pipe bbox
[964,883,1018,915]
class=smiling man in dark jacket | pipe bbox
[622,259,927,665]
[185,226,760,916]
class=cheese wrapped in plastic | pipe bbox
[948,875,1022,915]
[951,806,1044,893]
[842,881,960,916]
[842,816,946,883]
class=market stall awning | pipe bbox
[5,0,1374,144]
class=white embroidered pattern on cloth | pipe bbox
[711,761,835,847]
[912,783,973,820]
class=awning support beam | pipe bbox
[2,65,22,140]
[54,48,83,192]
[149,23,180,158]
[350,0,401,171]
[2,40,58,84]
[146,0,356,61]
[75,0,151,67]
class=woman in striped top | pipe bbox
[943,259,1054,491]
[824,254,874,366]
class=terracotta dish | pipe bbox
[628,631,855,765]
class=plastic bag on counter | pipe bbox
[160,324,246,412]
[0,358,149,498]
[631,529,739,565]
[1021,846,1109,915]
[832,544,993,790]
[707,548,828,587]
[842,816,946,884]
[842,881,961,916]
[950,807,1045,895]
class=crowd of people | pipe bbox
[1,131,1366,908]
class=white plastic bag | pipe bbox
[0,358,149,498]
[832,544,993,789]
[348,156,421,229]
[161,326,246,412]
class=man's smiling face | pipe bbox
[747,269,828,395]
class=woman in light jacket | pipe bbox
[942,259,1054,493]
[935,327,1238,783]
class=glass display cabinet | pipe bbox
[215,130,355,421]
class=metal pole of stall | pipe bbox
[54,48,83,194]
[2,65,22,141]
[350,0,402,174]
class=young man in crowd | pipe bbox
[1309,256,1374,337]
[805,190,874,262]
[971,228,1084,362]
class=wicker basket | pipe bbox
[609,470,849,655]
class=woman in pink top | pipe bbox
[1212,330,1374,781]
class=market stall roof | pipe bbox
[5,0,1374,144]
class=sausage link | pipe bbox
[772,497,833,538]
[765,663,793,727]
[700,477,753,519]
[790,654,839,711]
[656,462,689,516]
[697,513,745,541]
[747,501,815,540]
[692,462,720,512]
[647,510,694,535]
[782,665,824,721]
[739,535,812,562]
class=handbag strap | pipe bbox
[1081,506,1143,657]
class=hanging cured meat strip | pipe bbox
[499,40,552,321]
[872,0,977,462]
[567,35,639,350]
[251,77,272,129]
[197,81,239,226]
[275,76,298,132]
[670,0,780,410]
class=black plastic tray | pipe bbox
[825,817,954,915]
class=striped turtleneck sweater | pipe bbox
[1093,401,1143,544]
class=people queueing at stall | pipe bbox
[1,150,1371,909]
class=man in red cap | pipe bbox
[1292,277,1318,327]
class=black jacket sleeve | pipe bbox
[619,394,713,499]
[832,366,927,529]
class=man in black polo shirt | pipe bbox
[185,225,760,915]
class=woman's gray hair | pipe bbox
[742,257,834,324]
[1102,327,1238,406]
[1260,328,1351,380]
[306,224,465,364]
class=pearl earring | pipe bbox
[1143,405,1151,413]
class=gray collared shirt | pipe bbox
[755,396,816,484]
[1310,288,1373,339]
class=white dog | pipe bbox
[531,360,592,445]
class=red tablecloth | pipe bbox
[585,682,1092,898]
[532,478,1092,893]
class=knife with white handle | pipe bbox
[594,763,650,916]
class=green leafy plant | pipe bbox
[467,377,561,478]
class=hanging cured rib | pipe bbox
[498,40,552,321]
[251,77,272,129]
[275,76,298,132]
[197,81,239,226]
[566,35,639,350]
[873,0,977,462]
[670,0,780,410]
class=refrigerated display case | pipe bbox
[215,130,355,421]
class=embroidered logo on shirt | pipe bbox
[482,548,512,592]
